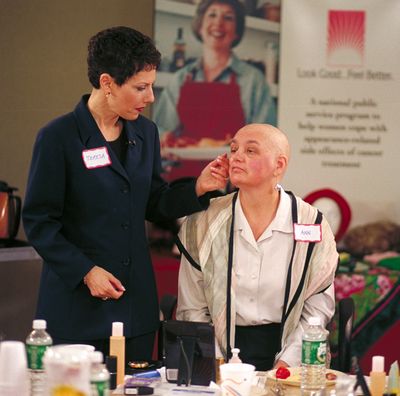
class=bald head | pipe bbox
[234,123,291,161]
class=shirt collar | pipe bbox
[188,54,243,79]
[234,188,293,236]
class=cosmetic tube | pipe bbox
[110,322,125,386]
[369,355,386,396]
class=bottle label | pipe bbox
[91,380,110,396]
[26,344,48,370]
[302,340,326,365]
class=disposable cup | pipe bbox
[220,362,255,396]
[0,340,29,395]
[63,343,96,352]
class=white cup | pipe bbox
[44,345,91,395]
[220,362,256,396]
[0,341,29,396]
[63,343,96,352]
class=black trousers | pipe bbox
[234,323,281,371]
[52,331,156,364]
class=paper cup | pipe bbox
[220,363,255,396]
[63,344,95,352]
[0,341,29,395]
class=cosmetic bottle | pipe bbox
[105,355,117,390]
[229,348,242,363]
[109,322,125,386]
[370,355,386,396]
[387,360,399,395]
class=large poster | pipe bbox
[152,0,280,181]
[279,0,400,227]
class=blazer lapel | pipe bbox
[73,96,129,181]
[124,120,144,180]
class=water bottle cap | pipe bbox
[90,351,104,363]
[33,319,46,329]
[308,316,321,326]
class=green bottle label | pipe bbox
[302,340,326,365]
[26,344,48,370]
[91,380,110,396]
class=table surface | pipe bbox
[0,246,40,262]
[111,373,339,396]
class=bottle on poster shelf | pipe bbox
[26,319,53,396]
[90,351,110,396]
[301,316,327,395]
[256,0,281,22]
[170,27,186,72]
[264,41,278,87]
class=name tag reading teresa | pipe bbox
[294,223,322,242]
[82,147,111,169]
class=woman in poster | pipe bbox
[154,0,276,179]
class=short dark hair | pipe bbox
[192,0,246,48]
[87,26,161,88]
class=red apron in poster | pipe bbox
[165,73,245,180]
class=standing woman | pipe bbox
[23,26,228,362]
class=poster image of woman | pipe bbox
[153,0,278,180]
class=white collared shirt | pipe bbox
[234,190,335,366]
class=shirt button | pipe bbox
[250,298,254,302]
[121,222,130,229]
[121,185,129,194]
[252,320,257,325]
[121,258,131,266]
[251,274,257,279]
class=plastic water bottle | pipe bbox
[26,319,53,396]
[301,316,327,395]
[90,351,110,396]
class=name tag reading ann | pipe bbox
[294,223,322,242]
[82,147,111,169]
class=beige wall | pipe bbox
[0,0,155,240]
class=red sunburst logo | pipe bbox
[327,10,365,67]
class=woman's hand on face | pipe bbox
[83,266,126,300]
[195,153,229,196]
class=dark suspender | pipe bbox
[225,192,239,360]
[175,236,201,271]
[279,192,323,347]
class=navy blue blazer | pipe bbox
[23,95,208,340]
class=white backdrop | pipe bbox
[278,0,400,228]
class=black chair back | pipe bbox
[338,297,355,373]
[158,294,177,361]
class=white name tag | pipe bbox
[82,147,111,169]
[294,223,322,242]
